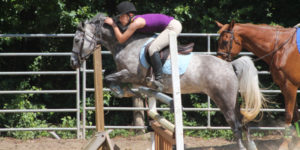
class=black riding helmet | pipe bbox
[114,1,137,31]
[116,1,137,16]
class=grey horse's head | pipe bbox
[70,13,112,69]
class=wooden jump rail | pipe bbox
[152,121,176,150]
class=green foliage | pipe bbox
[84,90,112,129]
[56,116,77,139]
[252,131,265,138]
[190,94,216,117]
[0,80,49,139]
[29,56,42,71]
[109,129,135,138]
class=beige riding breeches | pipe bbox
[148,19,182,56]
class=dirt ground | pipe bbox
[0,133,298,150]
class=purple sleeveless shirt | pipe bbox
[133,14,174,33]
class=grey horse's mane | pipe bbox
[89,13,107,24]
[76,13,107,33]
[86,13,152,48]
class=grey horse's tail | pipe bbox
[232,56,266,123]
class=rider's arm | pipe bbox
[106,18,145,44]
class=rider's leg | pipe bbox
[150,52,163,81]
[148,19,182,83]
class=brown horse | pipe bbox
[216,20,300,150]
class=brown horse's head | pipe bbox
[215,20,242,61]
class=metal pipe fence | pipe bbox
[0,33,290,140]
[0,34,81,138]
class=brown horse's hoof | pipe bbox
[293,142,300,150]
[292,137,300,150]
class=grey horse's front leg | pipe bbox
[104,69,140,98]
[105,69,137,83]
[105,69,160,91]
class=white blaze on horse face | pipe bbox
[70,31,83,68]
[82,24,96,58]
[72,33,82,54]
[70,52,80,68]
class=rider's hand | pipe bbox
[104,17,115,26]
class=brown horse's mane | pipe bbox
[237,23,293,31]
[218,22,288,34]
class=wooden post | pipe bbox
[84,46,118,150]
[93,45,105,150]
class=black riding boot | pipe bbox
[150,52,164,91]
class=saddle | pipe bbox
[144,42,194,66]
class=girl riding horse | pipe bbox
[104,1,182,90]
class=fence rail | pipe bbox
[0,38,81,138]
[0,33,289,139]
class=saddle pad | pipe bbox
[140,35,157,69]
[162,53,193,75]
[139,36,193,75]
[297,28,300,53]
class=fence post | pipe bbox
[93,45,105,149]
[169,31,184,149]
[76,67,81,139]
[83,45,117,150]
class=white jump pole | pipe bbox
[169,31,184,150]
[141,88,175,133]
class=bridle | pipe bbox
[72,21,103,65]
[217,30,238,61]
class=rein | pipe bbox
[253,28,297,62]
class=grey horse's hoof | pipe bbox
[153,80,164,92]
[145,77,164,92]
[237,140,247,150]
[238,146,247,150]
[247,141,257,150]
[110,84,124,98]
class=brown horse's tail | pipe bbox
[232,56,266,123]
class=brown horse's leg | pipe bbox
[279,80,298,150]
[292,103,300,150]
[282,82,297,129]
[293,102,300,127]
[293,103,299,123]
[293,103,300,137]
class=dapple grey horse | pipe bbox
[70,13,265,150]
